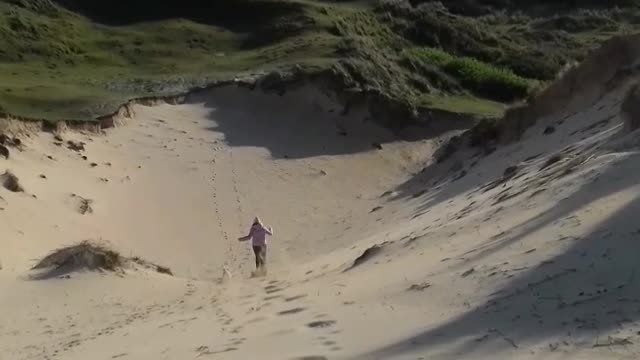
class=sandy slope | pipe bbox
[3,66,640,360]
[0,85,436,360]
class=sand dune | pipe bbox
[3,37,640,360]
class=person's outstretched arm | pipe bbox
[265,226,273,236]
[238,227,254,241]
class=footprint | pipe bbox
[278,307,306,316]
[307,320,336,329]
[195,346,222,356]
[246,316,267,324]
[285,295,308,302]
[294,356,328,360]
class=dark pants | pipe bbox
[252,245,267,269]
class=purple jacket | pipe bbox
[239,223,273,246]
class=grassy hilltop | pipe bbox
[0,0,639,121]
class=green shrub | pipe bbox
[403,47,530,102]
[444,57,530,101]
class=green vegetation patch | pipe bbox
[402,47,532,102]
[444,57,530,102]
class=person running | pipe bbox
[238,216,273,274]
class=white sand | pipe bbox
[2,79,640,360]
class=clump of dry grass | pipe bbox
[31,240,172,278]
[32,241,123,272]
[1,170,24,192]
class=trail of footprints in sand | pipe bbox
[35,281,213,359]
[210,139,249,270]
[259,279,343,358]
[196,291,246,356]
[31,280,216,359]
[228,147,249,265]
[198,279,341,358]
[209,142,231,270]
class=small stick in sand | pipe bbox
[221,266,232,281]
